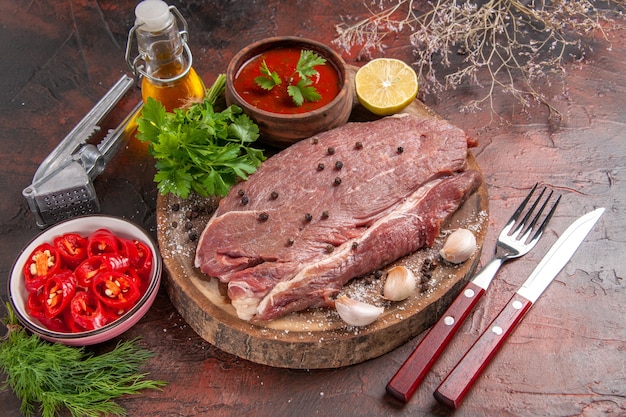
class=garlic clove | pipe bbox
[440,228,477,264]
[383,265,417,301]
[335,295,384,326]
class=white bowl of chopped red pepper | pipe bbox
[8,215,162,346]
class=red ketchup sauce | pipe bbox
[233,47,341,114]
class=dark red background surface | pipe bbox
[1,1,624,416]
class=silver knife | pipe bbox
[433,207,605,408]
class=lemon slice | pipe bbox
[355,58,418,116]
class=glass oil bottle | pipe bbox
[125,0,205,111]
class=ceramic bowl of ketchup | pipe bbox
[225,36,353,148]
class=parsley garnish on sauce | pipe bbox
[136,75,265,198]
[255,49,326,106]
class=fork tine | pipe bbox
[513,186,548,237]
[525,189,553,231]
[505,183,538,228]
[528,194,561,244]
[517,189,552,240]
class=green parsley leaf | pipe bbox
[296,49,326,79]
[254,50,325,106]
[288,79,322,106]
[255,60,282,90]
[136,74,265,198]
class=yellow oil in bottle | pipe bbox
[141,64,205,112]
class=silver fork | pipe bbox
[386,183,560,403]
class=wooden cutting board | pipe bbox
[155,68,489,369]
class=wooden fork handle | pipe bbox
[434,293,533,408]
[386,281,485,402]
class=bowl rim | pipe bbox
[7,214,162,342]
[226,36,351,119]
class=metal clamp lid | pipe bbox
[124,4,193,85]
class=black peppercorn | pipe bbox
[184,222,193,231]
[335,161,343,170]
[287,238,295,246]
[305,213,313,222]
[327,147,335,155]
[270,191,279,200]
[241,196,249,205]
[333,177,342,186]
[374,270,383,279]
[188,232,198,242]
[313,138,319,144]
[352,242,359,249]
[258,212,269,222]
[325,244,334,253]
[321,210,329,219]
[238,189,245,197]
[397,146,404,154]
[355,141,363,150]
[317,163,325,171]
[170,203,180,211]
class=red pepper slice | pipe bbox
[26,288,47,321]
[54,233,88,269]
[63,306,86,333]
[70,291,109,330]
[87,228,123,257]
[27,288,70,333]
[123,238,153,281]
[38,314,70,333]
[92,271,140,313]
[43,270,77,319]
[23,243,62,292]
[74,254,130,288]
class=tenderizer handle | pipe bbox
[32,75,135,182]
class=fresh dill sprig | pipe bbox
[1,302,166,417]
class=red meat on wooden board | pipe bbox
[194,114,481,321]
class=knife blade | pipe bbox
[433,207,604,409]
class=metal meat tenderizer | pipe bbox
[22,75,143,228]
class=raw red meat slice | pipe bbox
[195,114,481,321]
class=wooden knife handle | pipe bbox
[386,281,485,403]
[433,292,533,408]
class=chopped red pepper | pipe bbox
[74,254,130,288]
[70,291,109,330]
[75,257,109,288]
[54,233,88,269]
[23,243,62,292]
[92,271,140,313]
[43,270,77,319]
[27,288,47,322]
[23,227,153,334]
[63,306,86,333]
[38,314,71,333]
[87,229,123,257]
[122,238,153,281]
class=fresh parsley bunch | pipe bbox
[136,75,265,198]
[255,49,326,106]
